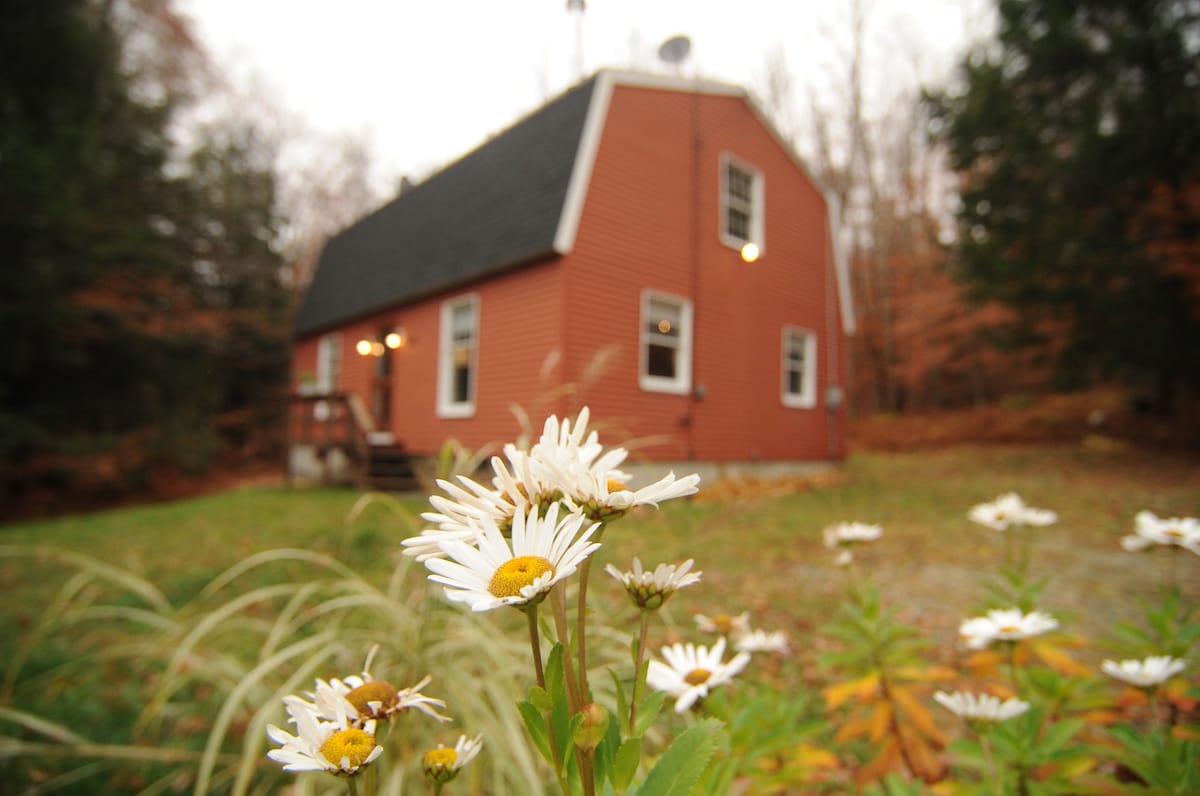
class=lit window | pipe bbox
[640,291,692,394]
[782,327,817,409]
[437,296,478,417]
[721,154,764,253]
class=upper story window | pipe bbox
[720,154,764,254]
[782,326,817,409]
[640,291,692,395]
[437,295,478,417]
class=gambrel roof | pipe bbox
[293,70,855,338]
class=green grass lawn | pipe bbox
[1,443,1197,793]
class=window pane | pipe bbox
[726,207,749,241]
[727,165,752,202]
[453,363,471,403]
[647,342,676,378]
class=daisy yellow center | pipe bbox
[999,625,1020,635]
[996,513,1006,521]
[489,556,555,598]
[607,478,629,494]
[1164,527,1184,538]
[345,681,398,718]
[424,747,457,769]
[684,668,712,686]
[320,728,375,769]
[711,614,734,633]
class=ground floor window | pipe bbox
[782,326,817,408]
[640,290,692,394]
[438,295,478,417]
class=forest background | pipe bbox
[3,0,1197,520]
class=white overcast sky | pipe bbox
[182,0,989,187]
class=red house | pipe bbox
[290,70,854,483]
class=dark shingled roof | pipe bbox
[293,76,599,338]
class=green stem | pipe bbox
[433,783,443,796]
[576,556,593,704]
[527,603,546,690]
[978,732,1002,796]
[347,776,361,796]
[629,609,652,736]
[551,587,582,711]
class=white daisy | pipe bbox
[1121,511,1200,555]
[422,503,600,611]
[605,557,701,610]
[267,699,383,777]
[958,607,1059,650]
[422,733,484,785]
[734,629,790,655]
[1100,655,1186,688]
[934,690,1030,722]
[694,611,751,637]
[531,406,701,521]
[823,521,884,548]
[646,637,751,713]
[317,673,450,724]
[968,493,1058,531]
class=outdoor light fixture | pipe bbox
[385,328,407,349]
[357,327,408,356]
[740,242,760,263]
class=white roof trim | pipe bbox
[553,72,614,255]
[825,191,857,335]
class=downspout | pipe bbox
[686,78,702,461]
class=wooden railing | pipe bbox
[285,392,369,484]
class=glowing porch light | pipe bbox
[355,339,373,356]
[385,330,406,349]
[740,242,760,263]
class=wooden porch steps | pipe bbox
[364,444,420,492]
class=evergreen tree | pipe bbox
[2,1,291,503]
[926,0,1200,411]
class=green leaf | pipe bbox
[612,738,643,793]
[529,685,553,713]
[634,690,667,738]
[639,718,725,796]
[517,700,553,765]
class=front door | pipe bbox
[371,328,392,428]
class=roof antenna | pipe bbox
[657,34,691,76]
[566,0,586,82]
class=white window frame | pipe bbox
[781,326,817,409]
[437,295,479,418]
[639,290,693,395]
[315,333,341,395]
[720,153,765,253]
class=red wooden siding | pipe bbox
[293,260,565,457]
[561,84,846,461]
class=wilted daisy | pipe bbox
[267,699,382,777]
[968,493,1057,531]
[317,672,450,725]
[934,690,1030,722]
[1120,511,1200,555]
[531,406,701,521]
[605,557,701,610]
[422,503,600,611]
[1100,655,1186,688]
[422,733,483,785]
[959,607,1059,649]
[734,628,790,655]
[694,611,751,637]
[646,637,751,713]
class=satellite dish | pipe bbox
[657,35,691,65]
